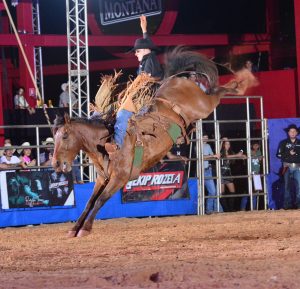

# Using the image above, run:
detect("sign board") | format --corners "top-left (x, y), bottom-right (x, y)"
top-left (1, 170), bottom-right (75, 209)
top-left (122, 162), bottom-right (189, 203)
top-left (99, 0), bottom-right (162, 26)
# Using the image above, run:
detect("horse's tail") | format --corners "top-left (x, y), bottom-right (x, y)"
top-left (163, 46), bottom-right (219, 88)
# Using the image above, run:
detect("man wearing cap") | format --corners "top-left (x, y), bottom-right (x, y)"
top-left (105, 15), bottom-right (162, 155)
top-left (0, 144), bottom-right (25, 169)
top-left (40, 137), bottom-right (54, 167)
top-left (59, 83), bottom-right (77, 108)
top-left (277, 124), bottom-right (300, 209)
top-left (201, 133), bottom-right (223, 214)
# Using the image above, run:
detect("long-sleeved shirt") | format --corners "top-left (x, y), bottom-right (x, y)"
top-left (277, 138), bottom-right (300, 163)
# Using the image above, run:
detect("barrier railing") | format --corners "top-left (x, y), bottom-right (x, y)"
top-left (192, 96), bottom-right (268, 215)
top-left (1, 96), bottom-right (268, 215)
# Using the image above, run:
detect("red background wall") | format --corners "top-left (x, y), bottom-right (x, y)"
top-left (220, 69), bottom-right (298, 119)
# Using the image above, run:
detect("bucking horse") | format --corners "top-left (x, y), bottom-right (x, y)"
top-left (52, 47), bottom-right (253, 237)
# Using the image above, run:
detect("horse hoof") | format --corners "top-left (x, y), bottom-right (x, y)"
top-left (77, 229), bottom-right (91, 237)
top-left (67, 230), bottom-right (77, 238)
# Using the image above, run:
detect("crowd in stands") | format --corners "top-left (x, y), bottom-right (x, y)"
top-left (0, 137), bottom-right (84, 185)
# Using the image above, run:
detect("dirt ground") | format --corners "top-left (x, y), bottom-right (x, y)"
top-left (1, 210), bottom-right (300, 289)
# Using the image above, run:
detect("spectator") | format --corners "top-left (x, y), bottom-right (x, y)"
top-left (72, 155), bottom-right (84, 184)
top-left (18, 142), bottom-right (36, 167)
top-left (220, 138), bottom-right (246, 212)
top-left (14, 87), bottom-right (35, 114)
top-left (4, 138), bottom-right (12, 145)
top-left (40, 137), bottom-right (54, 167)
top-left (188, 72), bottom-right (209, 92)
top-left (241, 141), bottom-right (262, 210)
top-left (164, 136), bottom-right (189, 199)
top-left (0, 143), bottom-right (25, 169)
top-left (202, 133), bottom-right (223, 214)
top-left (244, 59), bottom-right (258, 73)
top-left (59, 83), bottom-right (77, 108)
top-left (277, 124), bottom-right (300, 209)
top-left (0, 138), bottom-right (12, 157)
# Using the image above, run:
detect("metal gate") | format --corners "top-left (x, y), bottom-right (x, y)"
top-left (190, 96), bottom-right (268, 215)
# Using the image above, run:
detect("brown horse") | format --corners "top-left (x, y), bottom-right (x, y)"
top-left (52, 49), bottom-right (243, 237)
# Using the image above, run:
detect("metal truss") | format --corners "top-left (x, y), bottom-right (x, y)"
top-left (32, 0), bottom-right (44, 102)
top-left (66, 0), bottom-right (92, 182)
top-left (66, 0), bottom-right (90, 118)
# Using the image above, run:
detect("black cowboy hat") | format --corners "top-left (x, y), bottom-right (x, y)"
top-left (284, 124), bottom-right (300, 132)
top-left (129, 37), bottom-right (158, 52)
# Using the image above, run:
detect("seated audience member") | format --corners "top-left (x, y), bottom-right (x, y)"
top-left (14, 87), bottom-right (35, 114)
top-left (0, 143), bottom-right (25, 169)
top-left (220, 137), bottom-right (246, 212)
top-left (0, 138), bottom-right (12, 157)
top-left (40, 137), bottom-right (54, 167)
top-left (4, 138), bottom-right (12, 145)
top-left (18, 142), bottom-right (36, 167)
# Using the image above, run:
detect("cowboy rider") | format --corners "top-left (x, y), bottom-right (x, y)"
top-left (105, 15), bottom-right (162, 154)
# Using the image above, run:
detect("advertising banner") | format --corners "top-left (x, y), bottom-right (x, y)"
top-left (122, 162), bottom-right (190, 203)
top-left (0, 170), bottom-right (74, 209)
top-left (99, 0), bottom-right (162, 26)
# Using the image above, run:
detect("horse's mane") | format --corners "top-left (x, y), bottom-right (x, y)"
top-left (163, 46), bottom-right (219, 88)
top-left (53, 115), bottom-right (113, 131)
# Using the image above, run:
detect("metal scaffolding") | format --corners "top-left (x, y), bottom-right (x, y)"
top-left (66, 0), bottom-right (91, 181)
top-left (32, 0), bottom-right (44, 102)
top-left (66, 0), bottom-right (90, 118)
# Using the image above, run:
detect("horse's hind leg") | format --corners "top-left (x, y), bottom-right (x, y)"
top-left (77, 178), bottom-right (123, 237)
top-left (68, 176), bottom-right (107, 237)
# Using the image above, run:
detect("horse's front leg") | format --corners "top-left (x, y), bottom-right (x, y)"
top-left (77, 177), bottom-right (124, 237)
top-left (68, 175), bottom-right (107, 237)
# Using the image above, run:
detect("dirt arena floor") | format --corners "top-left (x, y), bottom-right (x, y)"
top-left (1, 210), bottom-right (300, 289)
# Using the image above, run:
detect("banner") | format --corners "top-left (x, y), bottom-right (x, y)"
top-left (122, 162), bottom-right (190, 203)
top-left (1, 170), bottom-right (75, 209)
top-left (99, 0), bottom-right (162, 26)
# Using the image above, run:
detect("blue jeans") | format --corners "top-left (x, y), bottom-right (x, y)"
top-left (114, 109), bottom-right (133, 147)
top-left (240, 195), bottom-right (257, 210)
top-left (284, 167), bottom-right (300, 209)
top-left (205, 167), bottom-right (223, 213)
top-left (72, 158), bottom-right (82, 182)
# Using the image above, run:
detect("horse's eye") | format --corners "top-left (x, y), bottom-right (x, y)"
top-left (63, 132), bottom-right (68, 139)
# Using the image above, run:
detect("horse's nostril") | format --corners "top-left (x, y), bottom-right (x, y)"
top-left (56, 160), bottom-right (60, 167)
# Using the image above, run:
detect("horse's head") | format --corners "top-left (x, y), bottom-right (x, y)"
top-left (52, 114), bottom-right (82, 173)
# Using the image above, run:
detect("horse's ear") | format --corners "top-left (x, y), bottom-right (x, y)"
top-left (64, 113), bottom-right (71, 124)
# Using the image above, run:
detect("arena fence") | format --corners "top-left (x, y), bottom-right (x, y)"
top-left (191, 95), bottom-right (268, 215)
top-left (0, 96), bottom-right (269, 227)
